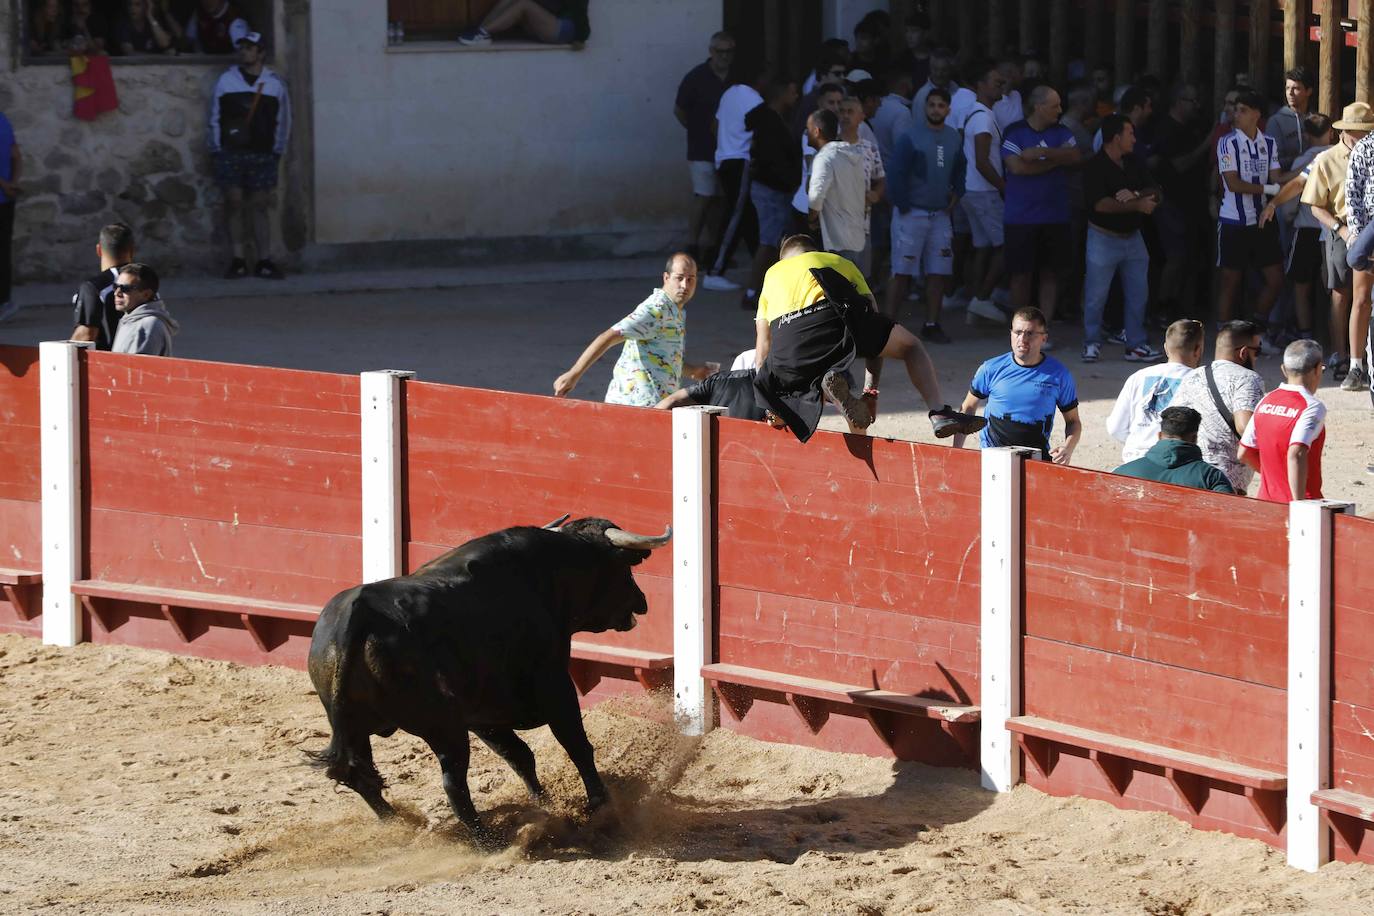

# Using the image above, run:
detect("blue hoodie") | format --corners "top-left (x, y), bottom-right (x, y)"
top-left (888, 120), bottom-right (965, 213)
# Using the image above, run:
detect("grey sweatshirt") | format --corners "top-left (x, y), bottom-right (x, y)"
top-left (112, 299), bottom-right (179, 356)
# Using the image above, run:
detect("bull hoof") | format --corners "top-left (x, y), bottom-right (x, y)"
top-left (467, 824), bottom-right (504, 851)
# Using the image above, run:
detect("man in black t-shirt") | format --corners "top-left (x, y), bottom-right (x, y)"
top-left (71, 222), bottom-right (136, 351)
top-left (1149, 84), bottom-right (1212, 320)
top-left (655, 368), bottom-right (768, 422)
top-left (1081, 115), bottom-right (1163, 365)
top-left (674, 32), bottom-right (734, 267)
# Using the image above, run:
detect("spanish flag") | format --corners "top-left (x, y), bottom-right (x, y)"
top-left (71, 54), bottom-right (119, 121)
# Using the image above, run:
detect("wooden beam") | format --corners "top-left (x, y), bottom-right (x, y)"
top-left (1114, 0), bottom-right (1133, 86)
top-left (1284, 0), bottom-right (1308, 75)
top-left (958, 0), bottom-right (977, 62)
top-left (1049, 0), bottom-right (1069, 84)
top-left (1214, 0), bottom-right (1236, 111)
top-left (1180, 0), bottom-right (1202, 85)
top-left (1320, 0), bottom-right (1342, 116)
top-left (1360, 0), bottom-right (1374, 104)
top-left (929, 0), bottom-right (951, 48)
top-left (1148, 0), bottom-right (1168, 77)
top-left (1019, 0), bottom-right (1036, 55)
top-left (988, 0), bottom-right (1007, 58)
top-left (762, 0), bottom-right (780, 75)
top-left (1250, 0), bottom-right (1272, 94)
top-left (1084, 0), bottom-right (1105, 71)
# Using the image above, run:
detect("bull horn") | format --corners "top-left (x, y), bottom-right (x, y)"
top-left (605, 525), bottom-right (673, 550)
top-left (543, 514), bottom-right (571, 530)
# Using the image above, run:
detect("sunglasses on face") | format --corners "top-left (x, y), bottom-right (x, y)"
top-left (114, 283), bottom-right (142, 294)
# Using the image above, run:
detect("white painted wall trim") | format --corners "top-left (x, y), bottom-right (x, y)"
top-left (979, 446), bottom-right (1036, 791)
top-left (672, 405), bottom-right (725, 735)
top-left (39, 341), bottom-right (92, 647)
top-left (1286, 498), bottom-right (1353, 871)
top-left (360, 370), bottom-right (415, 584)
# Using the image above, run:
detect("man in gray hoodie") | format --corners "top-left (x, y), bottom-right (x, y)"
top-left (111, 263), bottom-right (179, 356)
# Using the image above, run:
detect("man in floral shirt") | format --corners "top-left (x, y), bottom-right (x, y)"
top-left (1343, 129), bottom-right (1374, 395)
top-left (554, 253), bottom-right (714, 406)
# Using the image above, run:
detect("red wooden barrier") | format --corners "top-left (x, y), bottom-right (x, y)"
top-left (1329, 513), bottom-right (1374, 863)
top-left (712, 420), bottom-right (981, 763)
top-left (0, 346), bottom-right (42, 637)
top-left (1022, 462), bottom-right (1290, 844)
top-left (403, 383), bottom-right (675, 699)
top-left (78, 352), bottom-right (363, 667)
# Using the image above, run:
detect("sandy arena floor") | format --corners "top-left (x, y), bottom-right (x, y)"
top-left (2, 633), bottom-right (1373, 915)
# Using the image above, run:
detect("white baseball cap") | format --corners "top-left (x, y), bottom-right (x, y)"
top-left (229, 18), bottom-right (262, 46)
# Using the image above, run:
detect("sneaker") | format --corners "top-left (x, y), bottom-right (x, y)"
top-left (225, 257), bottom-right (248, 279)
top-left (1081, 342), bottom-right (1101, 363)
top-left (457, 27), bottom-right (491, 45)
top-left (1106, 329), bottom-right (1127, 346)
top-left (1340, 364), bottom-right (1369, 391)
top-left (0, 301), bottom-right (18, 323)
top-left (966, 296), bottom-right (1006, 324)
top-left (254, 259), bottom-right (285, 280)
top-left (919, 322), bottom-right (951, 344)
top-left (700, 273), bottom-right (740, 292)
top-left (928, 405), bottom-right (987, 439)
top-left (1125, 344), bottom-right (1165, 362)
top-left (1326, 353), bottom-right (1350, 382)
top-left (821, 370), bottom-right (873, 429)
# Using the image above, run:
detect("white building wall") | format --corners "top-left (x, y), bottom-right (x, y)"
top-left (310, 0), bottom-right (719, 248)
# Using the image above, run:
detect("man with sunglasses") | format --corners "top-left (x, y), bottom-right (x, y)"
top-left (1170, 320), bottom-right (1266, 494)
top-left (674, 31), bottom-right (734, 269)
top-left (110, 264), bottom-right (179, 357)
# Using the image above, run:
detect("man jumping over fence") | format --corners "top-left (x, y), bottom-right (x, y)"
top-left (751, 233), bottom-right (986, 442)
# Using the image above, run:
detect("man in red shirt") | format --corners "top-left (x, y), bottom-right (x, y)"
top-left (1239, 339), bottom-right (1327, 502)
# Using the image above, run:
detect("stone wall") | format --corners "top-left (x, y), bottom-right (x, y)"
top-left (0, 7), bottom-right (295, 283)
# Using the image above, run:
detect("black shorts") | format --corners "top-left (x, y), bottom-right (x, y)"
top-left (1325, 233), bottom-right (1351, 290)
top-left (1286, 226), bottom-right (1323, 285)
top-left (1003, 222), bottom-right (1072, 275)
top-left (1216, 221), bottom-right (1282, 271)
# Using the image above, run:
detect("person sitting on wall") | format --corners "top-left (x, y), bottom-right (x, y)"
top-left (1112, 406), bottom-right (1236, 494)
top-left (655, 368), bottom-right (769, 422)
top-left (458, 0), bottom-right (590, 47)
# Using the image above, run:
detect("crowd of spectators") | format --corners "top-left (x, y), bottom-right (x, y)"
top-left (27, 0), bottom-right (250, 56)
top-left (654, 9), bottom-right (1359, 504)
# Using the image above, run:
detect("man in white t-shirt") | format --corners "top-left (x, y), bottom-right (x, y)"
top-left (1106, 319), bottom-right (1204, 462)
top-left (991, 58), bottom-right (1024, 130)
top-left (959, 59), bottom-right (1008, 324)
top-left (704, 66), bottom-right (768, 292)
top-left (1215, 90), bottom-right (1284, 324)
top-left (806, 109), bottom-right (868, 260)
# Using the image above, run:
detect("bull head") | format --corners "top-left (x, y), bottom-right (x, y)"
top-left (604, 526), bottom-right (673, 550)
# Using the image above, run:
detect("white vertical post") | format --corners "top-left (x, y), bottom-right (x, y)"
top-left (1287, 498), bottom-right (1353, 872)
top-left (980, 446), bottom-right (1035, 791)
top-left (360, 370), bottom-right (414, 584)
top-left (40, 340), bottom-right (91, 647)
top-left (672, 404), bottom-right (724, 735)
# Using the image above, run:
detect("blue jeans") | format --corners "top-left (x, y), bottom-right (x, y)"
top-left (1082, 227), bottom-right (1149, 349)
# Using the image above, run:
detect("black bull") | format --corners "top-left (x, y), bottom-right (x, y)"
top-left (306, 516), bottom-right (671, 842)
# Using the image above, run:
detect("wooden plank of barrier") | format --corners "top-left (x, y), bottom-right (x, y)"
top-left (1024, 462), bottom-right (1290, 687)
top-left (84, 353), bottom-right (362, 537)
top-left (1332, 514), bottom-right (1374, 803)
top-left (701, 662), bottom-right (980, 722)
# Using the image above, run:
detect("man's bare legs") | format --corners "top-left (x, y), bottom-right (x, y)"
top-left (1008, 269), bottom-right (1056, 323)
top-left (877, 324), bottom-right (944, 410)
top-left (1216, 268), bottom-right (1242, 323)
top-left (1217, 264), bottom-right (1283, 324)
top-left (687, 193), bottom-right (720, 262)
top-left (1330, 284), bottom-right (1351, 359)
top-left (224, 186), bottom-right (246, 260)
top-left (1352, 269), bottom-right (1372, 368)
top-left (480, 0), bottom-right (560, 41)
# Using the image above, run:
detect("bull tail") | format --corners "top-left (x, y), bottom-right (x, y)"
top-left (305, 588), bottom-right (394, 817)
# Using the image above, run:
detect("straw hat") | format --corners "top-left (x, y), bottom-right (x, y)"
top-left (1333, 102), bottom-right (1374, 131)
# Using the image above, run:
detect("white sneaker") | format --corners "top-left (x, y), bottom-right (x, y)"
top-left (943, 289), bottom-right (970, 309)
top-left (457, 28), bottom-right (491, 45)
top-left (966, 297), bottom-right (1006, 324)
top-left (1081, 342), bottom-right (1101, 362)
top-left (0, 301), bottom-right (18, 322)
top-left (701, 273), bottom-right (741, 291)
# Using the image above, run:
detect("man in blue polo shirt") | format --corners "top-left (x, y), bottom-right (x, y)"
top-left (1001, 86), bottom-right (1080, 328)
top-left (956, 306), bottom-right (1082, 463)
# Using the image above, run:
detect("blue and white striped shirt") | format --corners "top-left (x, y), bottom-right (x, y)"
top-left (1216, 127), bottom-right (1278, 227)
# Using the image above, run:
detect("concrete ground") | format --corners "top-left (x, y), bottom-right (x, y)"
top-left (3, 260), bottom-right (1372, 510)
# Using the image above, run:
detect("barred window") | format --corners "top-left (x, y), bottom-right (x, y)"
top-left (21, 0), bottom-right (272, 64)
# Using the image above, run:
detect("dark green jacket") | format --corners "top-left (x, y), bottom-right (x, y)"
top-left (1113, 439), bottom-right (1236, 494)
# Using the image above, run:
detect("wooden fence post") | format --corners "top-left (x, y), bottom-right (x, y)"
top-left (1319, 0), bottom-right (1341, 117)
top-left (1180, 0), bottom-right (1201, 86)
top-left (1359, 0), bottom-right (1374, 104)
top-left (672, 405), bottom-right (725, 736)
top-left (1284, 0), bottom-right (1309, 74)
top-left (1114, 0), bottom-right (1133, 86)
top-left (1148, 0), bottom-right (1168, 77)
top-left (1215, 0), bottom-right (1236, 111)
top-left (40, 341), bottom-right (91, 647)
top-left (979, 446), bottom-right (1036, 792)
top-left (360, 370), bottom-right (414, 584)
top-left (1287, 498), bottom-right (1354, 872)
